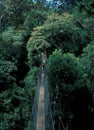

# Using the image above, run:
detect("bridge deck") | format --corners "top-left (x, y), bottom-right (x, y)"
top-left (36, 71), bottom-right (45, 130)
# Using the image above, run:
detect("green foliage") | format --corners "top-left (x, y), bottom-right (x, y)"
top-left (0, 27), bottom-right (24, 63)
top-left (3, 0), bottom-right (33, 28)
top-left (0, 1), bottom-right (5, 16)
top-left (27, 13), bottom-right (87, 61)
top-left (78, 0), bottom-right (94, 15)
top-left (0, 60), bottom-right (17, 90)
top-left (24, 9), bottom-right (47, 35)
top-left (0, 84), bottom-right (32, 130)
top-left (0, 0), bottom-right (94, 129)
top-left (50, 0), bottom-right (82, 13)
top-left (81, 42), bottom-right (94, 90)
top-left (0, 0), bottom-right (47, 128)
top-left (0, 64), bottom-right (38, 130)
top-left (47, 49), bottom-right (85, 90)
top-left (1, 0), bottom-right (48, 32)
top-left (46, 49), bottom-right (92, 130)
top-left (0, 21), bottom-right (30, 130)
top-left (33, 0), bottom-right (50, 11)
top-left (24, 67), bottom-right (39, 89)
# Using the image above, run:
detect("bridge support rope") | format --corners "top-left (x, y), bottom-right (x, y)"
top-left (28, 68), bottom-right (55, 130)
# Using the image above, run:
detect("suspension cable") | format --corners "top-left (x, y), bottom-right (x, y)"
top-left (28, 69), bottom-right (41, 130)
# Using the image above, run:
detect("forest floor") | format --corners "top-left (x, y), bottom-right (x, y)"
top-left (36, 70), bottom-right (45, 130)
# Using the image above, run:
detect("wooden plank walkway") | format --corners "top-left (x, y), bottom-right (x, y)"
top-left (36, 71), bottom-right (45, 130)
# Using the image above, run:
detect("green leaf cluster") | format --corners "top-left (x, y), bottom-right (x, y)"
top-left (27, 12), bottom-right (87, 63)
top-left (46, 49), bottom-right (92, 130)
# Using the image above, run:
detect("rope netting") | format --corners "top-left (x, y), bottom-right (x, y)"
top-left (28, 67), bottom-right (55, 130)
top-left (28, 71), bottom-right (41, 130)
top-left (44, 75), bottom-right (55, 130)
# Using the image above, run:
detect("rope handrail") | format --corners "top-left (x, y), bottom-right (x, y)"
top-left (28, 69), bottom-right (41, 130)
top-left (28, 67), bottom-right (55, 130)
top-left (44, 75), bottom-right (55, 130)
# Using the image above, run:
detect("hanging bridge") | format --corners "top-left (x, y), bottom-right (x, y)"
top-left (28, 66), bottom-right (55, 130)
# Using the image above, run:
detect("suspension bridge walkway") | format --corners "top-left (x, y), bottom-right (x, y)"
top-left (28, 69), bottom-right (54, 130)
top-left (28, 66), bottom-right (66, 130)
top-left (28, 55), bottom-right (55, 130)
top-left (36, 71), bottom-right (45, 130)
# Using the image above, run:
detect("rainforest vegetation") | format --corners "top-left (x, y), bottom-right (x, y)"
top-left (0, 0), bottom-right (94, 130)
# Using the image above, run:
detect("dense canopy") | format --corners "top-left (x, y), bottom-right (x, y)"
top-left (0, 0), bottom-right (94, 130)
